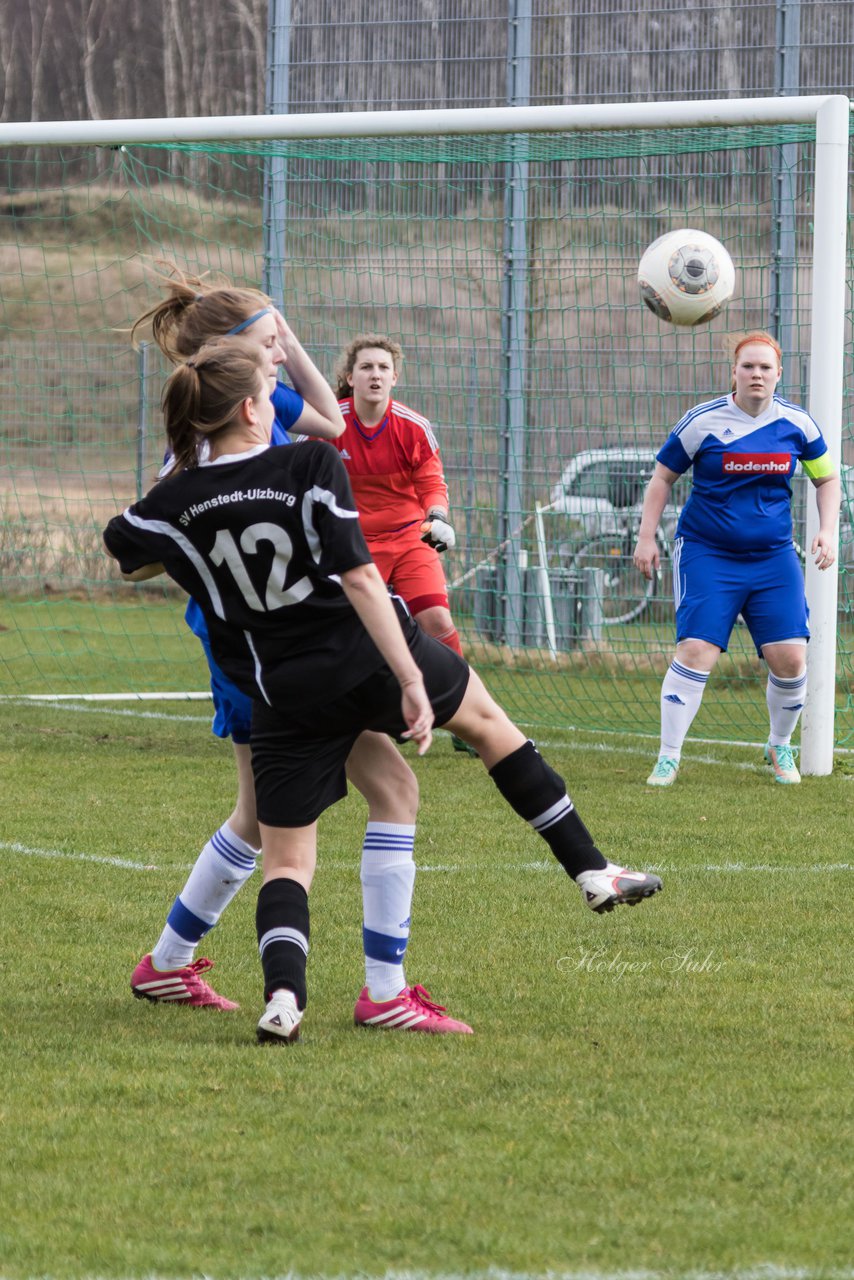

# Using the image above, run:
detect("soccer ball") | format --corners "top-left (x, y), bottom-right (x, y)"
top-left (637, 229), bottom-right (735, 326)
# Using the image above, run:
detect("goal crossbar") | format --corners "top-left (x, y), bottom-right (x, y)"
top-left (0, 95), bottom-right (848, 147)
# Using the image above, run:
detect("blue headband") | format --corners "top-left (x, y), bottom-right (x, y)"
top-left (225, 307), bottom-right (271, 336)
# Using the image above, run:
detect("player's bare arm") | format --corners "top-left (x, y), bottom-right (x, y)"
top-left (273, 309), bottom-right (345, 441)
top-left (633, 463), bottom-right (679, 578)
top-left (811, 472), bottom-right (841, 569)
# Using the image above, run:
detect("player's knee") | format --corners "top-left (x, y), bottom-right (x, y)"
top-left (675, 638), bottom-right (719, 670)
top-left (762, 641), bottom-right (807, 679)
top-left (768, 657), bottom-right (806, 679)
top-left (412, 604), bottom-right (453, 637)
top-left (393, 764), bottom-right (420, 818)
top-left (447, 686), bottom-right (525, 766)
top-left (365, 761), bottom-right (419, 823)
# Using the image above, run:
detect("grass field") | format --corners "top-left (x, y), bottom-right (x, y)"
top-left (1, 691), bottom-right (852, 1280)
top-left (4, 594), bottom-right (854, 751)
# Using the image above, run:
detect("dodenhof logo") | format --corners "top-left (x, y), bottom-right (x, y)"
top-left (722, 452), bottom-right (792, 474)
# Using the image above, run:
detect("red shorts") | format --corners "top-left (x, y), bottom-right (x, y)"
top-left (367, 526), bottom-right (450, 615)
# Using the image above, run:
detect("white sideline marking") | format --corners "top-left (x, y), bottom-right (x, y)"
top-left (0, 700), bottom-right (809, 768)
top-left (374, 1270), bottom-right (851, 1280)
top-left (344, 1270), bottom-right (854, 1280)
top-left (0, 698), bottom-right (212, 724)
top-left (24, 1267), bottom-right (853, 1280)
top-left (646, 861), bottom-right (853, 874)
top-left (1, 841), bottom-right (849, 877)
top-left (3, 704), bottom-right (839, 774)
top-left (535, 726), bottom-right (854, 758)
top-left (411, 861), bottom-right (853, 875)
top-left (3, 697), bottom-right (852, 758)
top-left (0, 691), bottom-right (212, 701)
top-left (531, 734), bottom-right (854, 761)
top-left (0, 840), bottom-right (157, 871)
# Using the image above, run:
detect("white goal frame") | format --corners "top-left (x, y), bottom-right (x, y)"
top-left (0, 95), bottom-right (848, 775)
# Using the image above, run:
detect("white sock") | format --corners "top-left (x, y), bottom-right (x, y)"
top-left (151, 824), bottom-right (259, 970)
top-left (659, 660), bottom-right (710, 760)
top-left (360, 822), bottom-right (416, 1002)
top-left (766, 669), bottom-right (807, 745)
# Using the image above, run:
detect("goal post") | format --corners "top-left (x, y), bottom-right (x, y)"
top-left (0, 97), bottom-right (849, 770)
top-left (799, 95), bottom-right (849, 775)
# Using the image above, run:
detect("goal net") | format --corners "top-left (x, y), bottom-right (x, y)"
top-left (1, 104), bottom-right (851, 756)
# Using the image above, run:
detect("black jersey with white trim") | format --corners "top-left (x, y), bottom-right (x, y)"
top-left (104, 441), bottom-right (388, 711)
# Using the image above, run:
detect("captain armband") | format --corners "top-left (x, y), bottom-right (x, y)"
top-left (801, 452), bottom-right (837, 481)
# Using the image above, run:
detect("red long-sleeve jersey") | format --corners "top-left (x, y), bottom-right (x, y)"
top-left (333, 397), bottom-right (450, 539)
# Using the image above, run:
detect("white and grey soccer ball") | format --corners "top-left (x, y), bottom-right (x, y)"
top-left (637, 228), bottom-right (735, 326)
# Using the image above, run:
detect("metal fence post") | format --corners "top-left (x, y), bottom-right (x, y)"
top-left (499, 0), bottom-right (532, 646)
top-left (770, 0), bottom-right (801, 388)
top-left (136, 342), bottom-right (149, 501)
top-left (263, 0), bottom-right (291, 308)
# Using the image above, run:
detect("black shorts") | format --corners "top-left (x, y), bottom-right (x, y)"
top-left (251, 620), bottom-right (470, 828)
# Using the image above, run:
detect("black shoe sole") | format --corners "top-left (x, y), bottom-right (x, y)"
top-left (591, 882), bottom-right (663, 914)
top-left (257, 1025), bottom-right (301, 1044)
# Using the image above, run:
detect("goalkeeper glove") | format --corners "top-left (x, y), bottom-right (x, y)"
top-left (420, 515), bottom-right (456, 553)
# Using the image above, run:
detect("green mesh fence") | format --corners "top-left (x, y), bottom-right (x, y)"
top-left (1, 124), bottom-right (852, 746)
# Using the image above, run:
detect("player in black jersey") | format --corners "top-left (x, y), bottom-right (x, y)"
top-left (128, 265), bottom-right (428, 1023)
top-left (104, 340), bottom-right (662, 1044)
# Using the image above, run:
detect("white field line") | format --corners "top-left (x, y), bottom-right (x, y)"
top-left (1, 840), bottom-right (849, 878)
top-left (6, 1267), bottom-right (850, 1280)
top-left (0, 840), bottom-right (157, 870)
top-left (353, 1270), bottom-right (853, 1280)
top-left (320, 1270), bottom-right (854, 1280)
top-left (387, 861), bottom-right (854, 874)
top-left (0, 694), bottom-right (213, 725)
top-left (4, 695), bottom-right (853, 757)
top-left (1, 712), bottom-right (848, 876)
top-left (0, 697), bottom-right (802, 766)
top-left (0, 691), bottom-right (213, 701)
top-left (3, 701), bottom-right (213, 725)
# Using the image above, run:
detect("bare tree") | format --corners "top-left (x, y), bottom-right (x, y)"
top-left (0, 0), bottom-right (851, 186)
top-left (29, 0), bottom-right (54, 121)
top-left (81, 0), bottom-right (110, 118)
top-left (0, 4), bottom-right (28, 121)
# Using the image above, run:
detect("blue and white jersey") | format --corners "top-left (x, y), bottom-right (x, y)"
top-left (184, 381), bottom-right (304, 640)
top-left (269, 382), bottom-right (305, 445)
top-left (658, 392), bottom-right (829, 554)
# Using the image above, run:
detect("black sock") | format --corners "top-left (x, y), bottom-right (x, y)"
top-left (488, 740), bottom-right (607, 878)
top-left (256, 877), bottom-right (310, 1009)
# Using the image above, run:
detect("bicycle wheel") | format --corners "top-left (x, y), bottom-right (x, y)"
top-left (571, 536), bottom-right (657, 625)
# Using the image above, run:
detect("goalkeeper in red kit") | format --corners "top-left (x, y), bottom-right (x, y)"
top-left (332, 334), bottom-right (474, 752)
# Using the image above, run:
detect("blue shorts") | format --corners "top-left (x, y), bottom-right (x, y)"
top-left (185, 598), bottom-right (253, 743)
top-left (671, 538), bottom-right (809, 657)
top-left (197, 633), bottom-right (253, 743)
